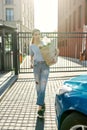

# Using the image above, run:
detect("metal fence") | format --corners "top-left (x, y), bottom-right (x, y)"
top-left (18, 32), bottom-right (87, 73)
top-left (0, 32), bottom-right (14, 71)
top-left (0, 31), bottom-right (87, 74)
top-left (0, 30), bottom-right (18, 75)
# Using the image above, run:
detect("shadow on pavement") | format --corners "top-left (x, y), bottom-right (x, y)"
top-left (35, 117), bottom-right (45, 130)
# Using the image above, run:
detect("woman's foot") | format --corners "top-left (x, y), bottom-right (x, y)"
top-left (37, 104), bottom-right (45, 118)
top-left (38, 109), bottom-right (44, 118)
top-left (42, 103), bottom-right (45, 112)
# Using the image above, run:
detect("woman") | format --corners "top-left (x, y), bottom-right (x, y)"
top-left (29, 29), bottom-right (50, 118)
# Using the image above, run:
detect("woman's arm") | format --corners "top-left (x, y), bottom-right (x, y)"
top-left (29, 45), bottom-right (34, 68)
top-left (30, 55), bottom-right (34, 68)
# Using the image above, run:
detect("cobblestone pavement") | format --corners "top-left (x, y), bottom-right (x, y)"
top-left (0, 76), bottom-right (69, 130)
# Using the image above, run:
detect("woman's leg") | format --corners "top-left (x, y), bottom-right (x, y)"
top-left (33, 64), bottom-right (41, 100)
top-left (36, 63), bottom-right (49, 106)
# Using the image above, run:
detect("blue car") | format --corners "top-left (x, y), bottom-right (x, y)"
top-left (55, 75), bottom-right (87, 130)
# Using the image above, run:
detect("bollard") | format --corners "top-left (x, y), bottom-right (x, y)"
top-left (20, 53), bottom-right (22, 63)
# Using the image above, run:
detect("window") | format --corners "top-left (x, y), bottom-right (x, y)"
top-left (5, 0), bottom-right (13, 4)
top-left (73, 11), bottom-right (76, 31)
top-left (66, 19), bottom-right (67, 32)
top-left (6, 8), bottom-right (14, 21)
top-left (73, 0), bottom-right (76, 5)
top-left (78, 5), bottom-right (82, 28)
top-left (69, 15), bottom-right (71, 32)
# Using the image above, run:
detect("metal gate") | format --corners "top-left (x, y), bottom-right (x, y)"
top-left (0, 25), bottom-right (18, 75)
top-left (17, 32), bottom-right (87, 74)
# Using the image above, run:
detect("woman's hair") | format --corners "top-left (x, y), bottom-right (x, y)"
top-left (32, 29), bottom-right (40, 36)
top-left (31, 29), bottom-right (40, 44)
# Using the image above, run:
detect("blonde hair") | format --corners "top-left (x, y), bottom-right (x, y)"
top-left (31, 29), bottom-right (40, 44)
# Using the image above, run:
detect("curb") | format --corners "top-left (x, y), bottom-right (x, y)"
top-left (0, 75), bottom-right (18, 101)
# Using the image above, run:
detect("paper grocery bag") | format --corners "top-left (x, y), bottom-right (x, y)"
top-left (39, 43), bottom-right (58, 66)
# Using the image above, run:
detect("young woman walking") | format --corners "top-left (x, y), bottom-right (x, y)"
top-left (29, 29), bottom-right (50, 118)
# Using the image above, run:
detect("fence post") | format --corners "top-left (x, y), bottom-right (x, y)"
top-left (13, 32), bottom-right (19, 75)
top-left (1, 29), bottom-right (5, 71)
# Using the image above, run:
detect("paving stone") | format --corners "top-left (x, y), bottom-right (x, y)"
top-left (0, 77), bottom-right (66, 130)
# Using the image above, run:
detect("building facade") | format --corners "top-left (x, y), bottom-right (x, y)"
top-left (58, 0), bottom-right (87, 60)
top-left (0, 0), bottom-right (35, 71)
top-left (0, 0), bottom-right (34, 32)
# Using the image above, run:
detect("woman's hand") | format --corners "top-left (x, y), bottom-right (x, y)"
top-left (30, 64), bottom-right (33, 68)
top-left (55, 48), bottom-right (59, 56)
